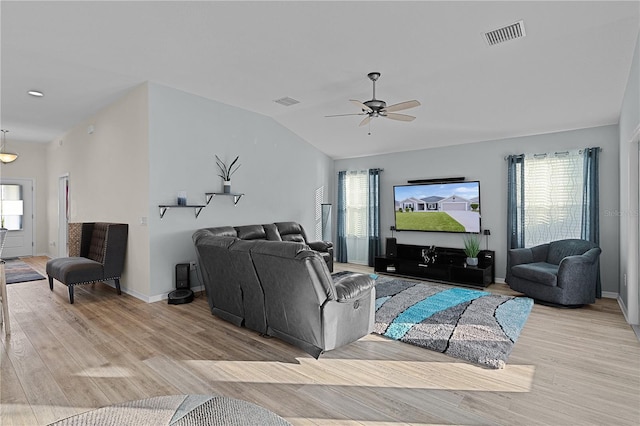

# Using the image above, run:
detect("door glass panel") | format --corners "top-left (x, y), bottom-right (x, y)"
top-left (1, 184), bottom-right (24, 231)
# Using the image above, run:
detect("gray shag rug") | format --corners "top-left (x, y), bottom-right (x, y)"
top-left (374, 277), bottom-right (533, 369)
top-left (48, 395), bottom-right (291, 426)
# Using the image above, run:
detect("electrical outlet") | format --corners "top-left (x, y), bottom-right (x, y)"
top-left (190, 261), bottom-right (196, 271)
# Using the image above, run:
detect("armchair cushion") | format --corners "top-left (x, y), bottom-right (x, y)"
top-left (511, 262), bottom-right (558, 287)
top-left (46, 257), bottom-right (103, 284)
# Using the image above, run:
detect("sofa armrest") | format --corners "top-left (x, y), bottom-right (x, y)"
top-left (508, 247), bottom-right (533, 267)
top-left (308, 240), bottom-right (333, 252)
top-left (333, 274), bottom-right (375, 302)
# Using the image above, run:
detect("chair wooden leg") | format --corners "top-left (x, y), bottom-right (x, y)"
top-left (115, 278), bottom-right (122, 295)
top-left (48, 276), bottom-right (54, 291)
top-left (68, 285), bottom-right (74, 304)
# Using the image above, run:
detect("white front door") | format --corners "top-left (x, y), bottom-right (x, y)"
top-left (0, 178), bottom-right (34, 258)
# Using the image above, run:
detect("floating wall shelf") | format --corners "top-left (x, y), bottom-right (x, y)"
top-left (159, 205), bottom-right (206, 219)
top-left (158, 192), bottom-right (244, 218)
top-left (205, 192), bottom-right (244, 206)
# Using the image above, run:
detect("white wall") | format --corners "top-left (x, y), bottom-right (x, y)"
top-left (46, 84), bottom-right (150, 298)
top-left (335, 125), bottom-right (620, 294)
top-left (0, 141), bottom-right (48, 255)
top-left (147, 83), bottom-right (333, 300)
top-left (618, 31), bottom-right (640, 323)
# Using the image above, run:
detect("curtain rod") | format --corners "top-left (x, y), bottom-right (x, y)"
top-left (338, 168), bottom-right (384, 173)
top-left (504, 147), bottom-right (602, 161)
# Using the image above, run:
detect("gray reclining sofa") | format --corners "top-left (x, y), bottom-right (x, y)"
top-left (193, 222), bottom-right (375, 358)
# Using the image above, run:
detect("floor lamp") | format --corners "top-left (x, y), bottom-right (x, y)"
top-left (483, 229), bottom-right (491, 250)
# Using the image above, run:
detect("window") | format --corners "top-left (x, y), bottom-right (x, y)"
top-left (0, 184), bottom-right (24, 231)
top-left (523, 153), bottom-right (584, 247)
top-left (345, 170), bottom-right (369, 238)
top-left (336, 169), bottom-right (382, 266)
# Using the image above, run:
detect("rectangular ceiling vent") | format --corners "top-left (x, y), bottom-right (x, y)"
top-left (484, 20), bottom-right (526, 46)
top-left (274, 96), bottom-right (300, 107)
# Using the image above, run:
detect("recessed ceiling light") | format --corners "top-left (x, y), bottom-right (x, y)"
top-left (27, 90), bottom-right (44, 97)
top-left (274, 97), bottom-right (300, 106)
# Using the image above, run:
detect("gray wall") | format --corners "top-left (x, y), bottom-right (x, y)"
top-left (335, 125), bottom-right (620, 294)
top-left (147, 83), bottom-right (333, 300)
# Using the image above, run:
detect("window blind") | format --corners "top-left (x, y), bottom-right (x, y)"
top-left (523, 151), bottom-right (583, 247)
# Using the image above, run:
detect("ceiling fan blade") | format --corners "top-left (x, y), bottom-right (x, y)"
top-left (384, 100), bottom-right (421, 112)
top-left (385, 113), bottom-right (416, 122)
top-left (350, 99), bottom-right (373, 113)
top-left (359, 116), bottom-right (372, 127)
top-left (325, 113), bottom-right (367, 118)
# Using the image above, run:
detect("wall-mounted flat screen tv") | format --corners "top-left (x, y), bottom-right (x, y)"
top-left (393, 181), bottom-right (481, 233)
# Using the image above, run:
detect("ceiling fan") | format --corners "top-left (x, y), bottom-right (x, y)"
top-left (326, 72), bottom-right (420, 127)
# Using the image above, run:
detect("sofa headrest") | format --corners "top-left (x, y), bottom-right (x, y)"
top-left (236, 224), bottom-right (267, 240)
top-left (194, 235), bottom-right (237, 249)
top-left (275, 221), bottom-right (307, 243)
top-left (548, 239), bottom-right (599, 265)
top-left (262, 223), bottom-right (282, 241)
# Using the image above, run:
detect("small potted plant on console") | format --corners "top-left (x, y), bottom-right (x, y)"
top-left (463, 233), bottom-right (481, 266)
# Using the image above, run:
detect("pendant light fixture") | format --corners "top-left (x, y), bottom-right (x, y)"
top-left (0, 130), bottom-right (18, 164)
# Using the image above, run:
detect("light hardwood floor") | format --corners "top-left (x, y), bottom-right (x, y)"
top-left (1, 257), bottom-right (639, 425)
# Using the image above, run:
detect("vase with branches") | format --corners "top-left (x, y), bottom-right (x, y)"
top-left (215, 155), bottom-right (241, 193)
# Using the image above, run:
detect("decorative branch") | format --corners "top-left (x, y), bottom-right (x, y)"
top-left (215, 155), bottom-right (241, 181)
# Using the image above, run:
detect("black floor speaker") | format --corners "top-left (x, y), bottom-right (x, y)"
top-left (386, 237), bottom-right (397, 258)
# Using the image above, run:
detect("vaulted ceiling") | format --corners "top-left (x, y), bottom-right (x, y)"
top-left (2, 1), bottom-right (639, 159)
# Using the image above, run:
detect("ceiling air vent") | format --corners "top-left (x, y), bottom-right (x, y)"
top-left (274, 96), bottom-right (300, 107)
top-left (484, 20), bottom-right (526, 46)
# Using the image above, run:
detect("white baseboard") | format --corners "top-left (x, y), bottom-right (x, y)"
top-left (618, 294), bottom-right (630, 324)
top-left (601, 291), bottom-right (618, 299)
top-left (104, 281), bottom-right (205, 304)
top-left (632, 325), bottom-right (640, 342)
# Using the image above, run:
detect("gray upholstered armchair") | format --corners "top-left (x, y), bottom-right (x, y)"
top-left (47, 223), bottom-right (128, 304)
top-left (507, 239), bottom-right (601, 307)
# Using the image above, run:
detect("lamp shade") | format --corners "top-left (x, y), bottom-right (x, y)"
top-left (0, 152), bottom-right (18, 164)
top-left (0, 130), bottom-right (18, 164)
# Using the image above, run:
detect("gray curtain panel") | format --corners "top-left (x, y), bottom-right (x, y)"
top-left (507, 154), bottom-right (525, 250)
top-left (367, 168), bottom-right (382, 266)
top-left (581, 147), bottom-right (601, 297)
top-left (336, 170), bottom-right (348, 263)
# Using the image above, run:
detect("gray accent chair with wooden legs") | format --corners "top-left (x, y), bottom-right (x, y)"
top-left (46, 223), bottom-right (128, 304)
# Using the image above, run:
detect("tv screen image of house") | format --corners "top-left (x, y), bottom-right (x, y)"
top-left (393, 181), bottom-right (481, 233)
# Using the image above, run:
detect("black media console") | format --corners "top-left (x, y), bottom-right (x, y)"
top-left (374, 243), bottom-right (495, 288)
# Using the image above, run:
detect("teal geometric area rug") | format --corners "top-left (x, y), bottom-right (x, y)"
top-left (3, 258), bottom-right (46, 284)
top-left (374, 277), bottom-right (533, 369)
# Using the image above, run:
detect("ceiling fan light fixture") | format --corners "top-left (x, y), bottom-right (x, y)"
top-left (0, 130), bottom-right (18, 164)
top-left (327, 72), bottom-right (420, 128)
